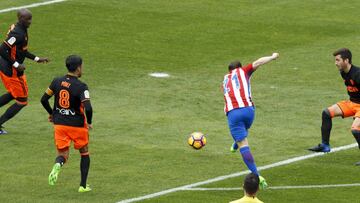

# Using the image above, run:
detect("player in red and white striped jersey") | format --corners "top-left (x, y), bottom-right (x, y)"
top-left (223, 52), bottom-right (279, 189)
top-left (223, 62), bottom-right (254, 113)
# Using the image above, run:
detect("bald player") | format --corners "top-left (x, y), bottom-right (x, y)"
top-left (0, 9), bottom-right (49, 134)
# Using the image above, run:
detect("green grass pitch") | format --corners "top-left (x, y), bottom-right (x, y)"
top-left (0, 0), bottom-right (359, 202)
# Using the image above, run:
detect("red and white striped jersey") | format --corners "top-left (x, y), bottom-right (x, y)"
top-left (222, 64), bottom-right (254, 113)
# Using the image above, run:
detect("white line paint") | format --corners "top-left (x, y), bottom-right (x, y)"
top-left (117, 143), bottom-right (358, 203)
top-left (149, 72), bottom-right (170, 78)
top-left (184, 183), bottom-right (360, 191)
top-left (0, 0), bottom-right (67, 14)
top-left (185, 187), bottom-right (243, 191)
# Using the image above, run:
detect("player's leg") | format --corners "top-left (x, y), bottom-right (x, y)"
top-left (230, 107), bottom-right (255, 152)
top-left (227, 107), bottom-right (258, 173)
top-left (0, 98), bottom-right (27, 125)
top-left (351, 118), bottom-right (360, 149)
top-left (49, 147), bottom-right (69, 185)
top-left (78, 145), bottom-right (91, 192)
top-left (0, 75), bottom-right (28, 133)
top-left (0, 73), bottom-right (14, 109)
top-left (0, 73), bottom-right (14, 134)
top-left (230, 141), bottom-right (239, 152)
top-left (0, 92), bottom-right (13, 107)
top-left (49, 125), bottom-right (71, 185)
top-left (239, 107), bottom-right (258, 173)
top-left (322, 104), bottom-right (344, 143)
top-left (351, 113), bottom-right (360, 166)
top-left (0, 98), bottom-right (27, 134)
top-left (309, 103), bottom-right (345, 152)
top-left (73, 127), bottom-right (91, 192)
top-left (55, 148), bottom-right (69, 166)
top-left (237, 138), bottom-right (267, 189)
top-left (227, 107), bottom-right (267, 188)
top-left (237, 138), bottom-right (258, 174)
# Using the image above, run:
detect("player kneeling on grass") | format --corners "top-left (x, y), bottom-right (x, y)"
top-left (222, 52), bottom-right (279, 189)
top-left (229, 173), bottom-right (264, 203)
top-left (308, 48), bottom-right (360, 166)
top-left (40, 55), bottom-right (93, 192)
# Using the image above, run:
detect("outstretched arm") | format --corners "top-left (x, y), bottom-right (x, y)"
top-left (252, 53), bottom-right (279, 71)
top-left (25, 51), bottom-right (50, 63)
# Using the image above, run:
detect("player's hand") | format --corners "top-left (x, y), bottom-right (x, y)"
top-left (48, 115), bottom-right (53, 123)
top-left (272, 53), bottom-right (279, 59)
top-left (37, 57), bottom-right (49, 63)
top-left (17, 64), bottom-right (26, 71)
top-left (87, 123), bottom-right (93, 130)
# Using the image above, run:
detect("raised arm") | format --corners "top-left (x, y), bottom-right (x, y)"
top-left (252, 53), bottom-right (279, 71)
top-left (25, 50), bottom-right (49, 63)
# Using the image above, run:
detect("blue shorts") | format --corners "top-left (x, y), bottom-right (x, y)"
top-left (227, 107), bottom-right (255, 142)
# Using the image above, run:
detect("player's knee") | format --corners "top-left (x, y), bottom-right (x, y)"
top-left (57, 147), bottom-right (69, 159)
top-left (236, 137), bottom-right (248, 148)
top-left (15, 97), bottom-right (28, 106)
top-left (58, 147), bottom-right (69, 153)
top-left (79, 145), bottom-right (89, 155)
top-left (80, 151), bottom-right (90, 156)
top-left (322, 108), bottom-right (331, 119)
top-left (237, 140), bottom-right (246, 147)
top-left (351, 127), bottom-right (360, 135)
top-left (352, 130), bottom-right (358, 135)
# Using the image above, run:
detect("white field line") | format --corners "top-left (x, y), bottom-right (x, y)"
top-left (0, 0), bottom-right (67, 14)
top-left (117, 143), bottom-right (358, 203)
top-left (185, 183), bottom-right (360, 191)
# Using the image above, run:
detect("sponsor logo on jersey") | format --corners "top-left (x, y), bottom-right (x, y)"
top-left (56, 107), bottom-right (75, 116)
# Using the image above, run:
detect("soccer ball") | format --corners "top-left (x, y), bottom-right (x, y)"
top-left (188, 132), bottom-right (206, 150)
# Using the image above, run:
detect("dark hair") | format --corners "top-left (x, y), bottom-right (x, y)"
top-left (66, 55), bottom-right (82, 72)
top-left (333, 48), bottom-right (352, 64)
top-left (243, 173), bottom-right (259, 195)
top-left (228, 60), bottom-right (242, 71)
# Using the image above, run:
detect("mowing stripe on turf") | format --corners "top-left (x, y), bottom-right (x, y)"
top-left (0, 0), bottom-right (67, 14)
top-left (184, 183), bottom-right (360, 191)
top-left (117, 143), bottom-right (358, 203)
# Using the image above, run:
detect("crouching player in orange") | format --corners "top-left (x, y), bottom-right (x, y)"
top-left (40, 55), bottom-right (93, 192)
